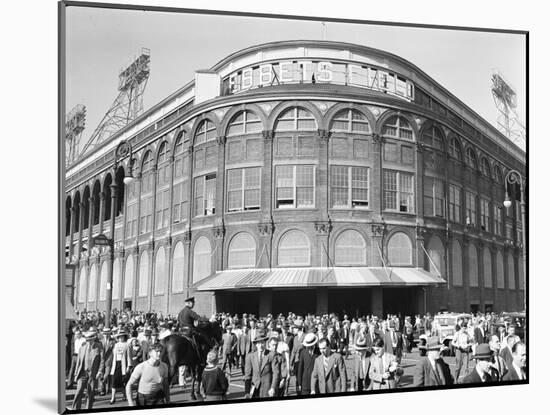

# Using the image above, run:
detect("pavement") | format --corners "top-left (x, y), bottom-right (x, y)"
top-left (64, 348), bottom-right (471, 410)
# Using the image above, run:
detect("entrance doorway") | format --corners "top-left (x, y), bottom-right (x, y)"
top-left (123, 300), bottom-right (132, 311)
top-left (328, 288), bottom-right (371, 318)
top-left (273, 289), bottom-right (316, 316)
top-left (382, 288), bottom-right (418, 317)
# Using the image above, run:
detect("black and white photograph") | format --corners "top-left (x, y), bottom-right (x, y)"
top-left (57, 1), bottom-right (531, 413)
top-left (5, 0), bottom-right (545, 413)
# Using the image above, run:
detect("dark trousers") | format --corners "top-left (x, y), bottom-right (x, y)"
top-left (222, 353), bottom-right (234, 373)
top-left (136, 390), bottom-right (165, 406)
top-left (238, 354), bottom-right (246, 375)
top-left (98, 374), bottom-right (111, 394)
top-left (67, 354), bottom-right (78, 386)
top-left (72, 373), bottom-right (96, 410)
top-left (205, 394), bottom-right (225, 401)
top-left (455, 349), bottom-right (470, 380)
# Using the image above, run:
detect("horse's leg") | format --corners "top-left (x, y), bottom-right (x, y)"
top-left (190, 366), bottom-right (197, 401)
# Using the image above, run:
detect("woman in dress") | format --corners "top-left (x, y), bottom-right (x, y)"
top-left (109, 329), bottom-right (130, 404)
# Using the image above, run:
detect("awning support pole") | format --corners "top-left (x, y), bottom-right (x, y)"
top-left (376, 242), bottom-right (392, 280)
top-left (420, 242), bottom-right (442, 278)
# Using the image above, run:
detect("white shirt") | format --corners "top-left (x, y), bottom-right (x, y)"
top-left (74, 336), bottom-right (86, 354)
top-left (512, 362), bottom-right (525, 380)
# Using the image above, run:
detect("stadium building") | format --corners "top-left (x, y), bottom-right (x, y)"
top-left (64, 40), bottom-right (526, 318)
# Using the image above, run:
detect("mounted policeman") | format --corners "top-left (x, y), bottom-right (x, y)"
top-left (177, 297), bottom-right (211, 359)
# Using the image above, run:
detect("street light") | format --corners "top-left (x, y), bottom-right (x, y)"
top-left (94, 140), bottom-right (134, 329)
top-left (503, 169), bottom-right (526, 311)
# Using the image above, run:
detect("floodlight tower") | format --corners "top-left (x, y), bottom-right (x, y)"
top-left (491, 71), bottom-right (526, 150)
top-left (65, 104), bottom-right (86, 166)
top-left (80, 48), bottom-right (151, 157)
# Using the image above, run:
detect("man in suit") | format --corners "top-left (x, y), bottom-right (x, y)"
top-left (296, 332), bottom-right (319, 395)
top-left (290, 322), bottom-right (305, 375)
top-left (368, 337), bottom-right (403, 390)
top-left (500, 334), bottom-right (519, 370)
top-left (244, 330), bottom-right (280, 398)
top-left (502, 342), bottom-right (527, 381)
top-left (99, 328), bottom-right (114, 396)
top-left (72, 328), bottom-right (105, 410)
top-left (473, 319), bottom-right (486, 354)
top-left (237, 325), bottom-right (252, 376)
top-left (388, 322), bottom-right (404, 363)
top-left (460, 343), bottom-right (495, 384)
top-left (349, 337), bottom-right (371, 392)
top-left (365, 321), bottom-right (378, 352)
top-left (412, 337), bottom-right (453, 387)
top-left (488, 335), bottom-right (508, 381)
top-left (221, 325), bottom-right (238, 375)
top-left (311, 337), bottom-right (347, 394)
top-left (404, 316), bottom-right (415, 353)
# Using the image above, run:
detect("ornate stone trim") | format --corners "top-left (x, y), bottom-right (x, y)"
top-left (314, 220), bottom-right (332, 234)
top-left (317, 129), bottom-right (330, 141)
top-left (213, 226), bottom-right (226, 239)
top-left (372, 133), bottom-right (384, 144)
top-left (258, 221), bottom-right (274, 236)
top-left (371, 223), bottom-right (385, 237)
top-left (262, 130), bottom-right (274, 140)
top-left (217, 136), bottom-right (227, 146)
top-left (415, 226), bottom-right (427, 239)
top-left (183, 231), bottom-right (192, 243)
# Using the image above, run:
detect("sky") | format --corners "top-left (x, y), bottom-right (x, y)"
top-left (65, 5), bottom-right (526, 154)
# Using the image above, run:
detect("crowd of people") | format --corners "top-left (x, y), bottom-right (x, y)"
top-left (65, 305), bottom-right (527, 410)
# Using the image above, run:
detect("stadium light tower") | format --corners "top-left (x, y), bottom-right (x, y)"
top-left (65, 104), bottom-right (86, 166)
top-left (79, 48), bottom-right (151, 157)
top-left (491, 71), bottom-right (526, 150)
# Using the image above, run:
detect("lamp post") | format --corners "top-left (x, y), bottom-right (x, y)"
top-left (94, 140), bottom-right (134, 329)
top-left (503, 169), bottom-right (526, 311)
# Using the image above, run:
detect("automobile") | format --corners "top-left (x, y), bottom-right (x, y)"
top-left (501, 311), bottom-right (526, 341)
top-left (418, 312), bottom-right (471, 356)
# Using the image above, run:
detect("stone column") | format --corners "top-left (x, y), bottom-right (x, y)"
top-left (88, 196), bottom-right (95, 252)
top-left (215, 136), bottom-right (226, 220)
top-left (150, 165), bottom-right (158, 234)
top-left (370, 224), bottom-right (385, 317)
top-left (69, 206), bottom-right (76, 260)
top-left (213, 223), bottom-right (225, 271)
top-left (415, 226), bottom-right (426, 269)
top-left (371, 133), bottom-right (384, 219)
top-left (415, 142), bottom-right (425, 220)
top-left (315, 221), bottom-right (331, 267)
top-left (98, 191), bottom-right (105, 235)
top-left (77, 202), bottom-right (85, 258)
top-left (257, 221), bottom-right (274, 268)
top-left (183, 230), bottom-right (192, 293)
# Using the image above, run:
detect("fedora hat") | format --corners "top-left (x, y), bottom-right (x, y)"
top-left (85, 328), bottom-right (98, 339)
top-left (473, 343), bottom-right (493, 359)
top-left (355, 337), bottom-right (368, 350)
top-left (302, 332), bottom-right (319, 347)
top-left (426, 337), bottom-right (444, 351)
top-left (114, 329), bottom-right (128, 339)
top-left (252, 329), bottom-right (268, 343)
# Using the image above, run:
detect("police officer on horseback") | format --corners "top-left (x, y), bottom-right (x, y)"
top-left (177, 297), bottom-right (209, 360)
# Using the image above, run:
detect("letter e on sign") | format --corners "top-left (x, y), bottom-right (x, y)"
top-left (279, 61), bottom-right (293, 82)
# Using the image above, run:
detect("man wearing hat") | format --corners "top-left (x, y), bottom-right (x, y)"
top-left (221, 325), bottom-right (238, 375)
top-left (177, 297), bottom-right (200, 334)
top-left (67, 328), bottom-right (85, 389)
top-left (412, 337), bottom-right (454, 387)
top-left (349, 337), bottom-right (372, 392)
top-left (99, 328), bottom-right (114, 396)
top-left (289, 322), bottom-right (305, 377)
top-left (460, 343), bottom-right (496, 384)
top-left (72, 327), bottom-right (105, 410)
top-left (451, 322), bottom-right (474, 381)
top-left (295, 332), bottom-right (319, 395)
top-left (243, 329), bottom-right (280, 398)
top-left (311, 337), bottom-right (348, 394)
top-left (237, 324), bottom-right (253, 376)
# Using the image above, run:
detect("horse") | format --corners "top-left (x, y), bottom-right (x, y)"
top-left (162, 320), bottom-right (222, 400)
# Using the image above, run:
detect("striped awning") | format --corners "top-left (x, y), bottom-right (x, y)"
top-left (193, 267), bottom-right (445, 291)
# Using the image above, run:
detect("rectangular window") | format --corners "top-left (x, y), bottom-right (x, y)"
top-left (173, 181), bottom-right (189, 223)
top-left (401, 145), bottom-right (414, 165)
top-left (174, 155), bottom-right (188, 179)
top-left (227, 141), bottom-right (242, 162)
top-left (353, 139), bottom-right (368, 159)
top-left (276, 137), bottom-right (293, 156)
top-left (193, 174), bottom-right (216, 217)
top-left (139, 197), bottom-right (153, 234)
top-left (194, 148), bottom-right (205, 170)
top-left (125, 203), bottom-right (138, 238)
top-left (383, 170), bottom-right (414, 212)
top-left (384, 143), bottom-right (398, 162)
top-left (465, 191), bottom-right (477, 225)
top-left (275, 165), bottom-right (315, 209)
top-left (330, 166), bottom-right (370, 209)
top-left (155, 189), bottom-right (170, 230)
top-left (449, 184), bottom-right (462, 223)
top-left (480, 199), bottom-right (490, 231)
top-left (506, 223), bottom-right (514, 240)
top-left (297, 136), bottom-right (315, 156)
top-left (205, 145), bottom-right (217, 168)
top-left (246, 139), bottom-right (262, 160)
top-left (493, 205), bottom-right (503, 235)
top-left (423, 177), bottom-right (445, 217)
top-left (331, 138), bottom-right (348, 158)
top-left (226, 167), bottom-right (261, 212)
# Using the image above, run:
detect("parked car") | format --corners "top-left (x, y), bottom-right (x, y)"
top-left (501, 311), bottom-right (526, 341)
top-left (418, 312), bottom-right (471, 356)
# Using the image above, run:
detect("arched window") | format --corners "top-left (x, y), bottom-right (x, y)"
top-left (507, 254), bottom-right (516, 289)
top-left (155, 142), bottom-right (171, 230)
top-left (275, 107), bottom-right (316, 131)
top-left (227, 111), bottom-right (262, 136)
top-left (449, 137), bottom-right (462, 160)
top-left (154, 247), bottom-right (166, 295)
top-left (193, 237), bottom-right (212, 283)
top-left (139, 151), bottom-right (154, 234)
top-left (78, 266), bottom-right (87, 303)
top-left (483, 247), bottom-right (492, 288)
top-left (465, 148), bottom-right (477, 169)
top-left (138, 251), bottom-right (149, 297)
top-left (468, 243), bottom-right (478, 287)
top-left (124, 255), bottom-right (134, 299)
top-left (426, 236), bottom-right (445, 278)
top-left (480, 157), bottom-right (491, 177)
top-left (452, 239), bottom-right (463, 286)
top-left (387, 232), bottom-right (412, 266)
top-left (194, 119), bottom-right (216, 144)
top-left (171, 242), bottom-right (185, 293)
top-left (382, 115), bottom-right (414, 140)
top-left (99, 261), bottom-right (108, 301)
top-left (496, 250), bottom-right (505, 288)
top-left (113, 258), bottom-right (121, 300)
top-left (228, 232), bottom-right (256, 269)
top-left (330, 109), bottom-right (371, 133)
top-left (335, 230), bottom-right (367, 266)
top-left (278, 230), bottom-right (310, 266)
top-left (88, 264), bottom-right (97, 302)
top-left (421, 125), bottom-right (444, 150)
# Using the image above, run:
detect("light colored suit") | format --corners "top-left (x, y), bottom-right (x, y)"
top-left (368, 352), bottom-right (402, 390)
top-left (244, 350), bottom-right (280, 398)
top-left (311, 352), bottom-right (347, 394)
